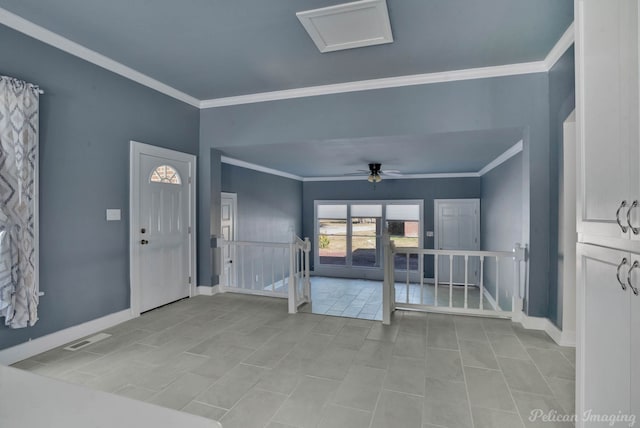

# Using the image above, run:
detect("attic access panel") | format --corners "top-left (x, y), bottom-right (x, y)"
top-left (296, 0), bottom-right (393, 53)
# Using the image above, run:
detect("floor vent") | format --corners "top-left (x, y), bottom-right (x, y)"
top-left (63, 333), bottom-right (111, 351)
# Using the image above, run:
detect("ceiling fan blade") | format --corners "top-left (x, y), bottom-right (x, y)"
top-left (342, 171), bottom-right (368, 176)
top-left (381, 171), bottom-right (404, 177)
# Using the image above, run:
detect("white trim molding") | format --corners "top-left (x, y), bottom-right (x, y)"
top-left (196, 285), bottom-right (220, 296)
top-left (477, 140), bottom-right (524, 176)
top-left (200, 61), bottom-right (548, 108)
top-left (0, 310), bottom-right (133, 365)
top-left (221, 140), bottom-right (524, 182)
top-left (512, 312), bottom-right (576, 347)
top-left (221, 156), bottom-right (303, 181)
top-left (0, 7), bottom-right (200, 107)
top-left (544, 23), bottom-right (575, 70)
top-left (303, 172), bottom-right (480, 182)
top-left (1, 4), bottom-right (574, 110)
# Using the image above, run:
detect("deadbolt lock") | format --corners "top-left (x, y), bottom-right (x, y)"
top-left (140, 239), bottom-right (149, 245)
top-left (141, 228), bottom-right (146, 234)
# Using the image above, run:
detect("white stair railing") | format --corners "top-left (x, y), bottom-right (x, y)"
top-left (218, 234), bottom-right (311, 313)
top-left (382, 230), bottom-right (528, 324)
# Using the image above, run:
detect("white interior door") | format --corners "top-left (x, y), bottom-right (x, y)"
top-left (221, 193), bottom-right (237, 288)
top-left (130, 142), bottom-right (196, 314)
top-left (435, 199), bottom-right (480, 285)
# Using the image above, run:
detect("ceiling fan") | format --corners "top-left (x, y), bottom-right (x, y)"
top-left (345, 163), bottom-right (403, 182)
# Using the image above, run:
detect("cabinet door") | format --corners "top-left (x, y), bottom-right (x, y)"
top-left (631, 283), bottom-right (640, 428)
top-left (629, 0), bottom-right (640, 244)
top-left (576, 0), bottom-right (631, 243)
top-left (577, 244), bottom-right (630, 427)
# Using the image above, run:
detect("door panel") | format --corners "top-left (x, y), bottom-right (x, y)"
top-left (221, 193), bottom-right (237, 288)
top-left (577, 0), bottom-right (631, 242)
top-left (435, 199), bottom-right (480, 285)
top-left (577, 244), bottom-right (630, 427)
top-left (139, 154), bottom-right (190, 312)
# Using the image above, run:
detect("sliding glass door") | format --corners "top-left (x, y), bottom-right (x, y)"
top-left (315, 200), bottom-right (423, 278)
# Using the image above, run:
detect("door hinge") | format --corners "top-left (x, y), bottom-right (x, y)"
top-left (188, 276), bottom-right (192, 284)
top-left (188, 176), bottom-right (192, 184)
top-left (188, 226), bottom-right (192, 234)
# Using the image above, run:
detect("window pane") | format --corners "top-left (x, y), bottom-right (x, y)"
top-left (317, 204), bottom-right (347, 219)
top-left (150, 165), bottom-right (181, 184)
top-left (352, 217), bottom-right (380, 267)
top-left (386, 204), bottom-right (419, 220)
top-left (351, 204), bottom-right (382, 217)
top-left (319, 235), bottom-right (346, 265)
top-left (387, 219), bottom-right (419, 271)
top-left (319, 219), bottom-right (347, 236)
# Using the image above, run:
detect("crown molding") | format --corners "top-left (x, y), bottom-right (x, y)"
top-left (478, 140), bottom-right (524, 176)
top-left (0, 7), bottom-right (200, 108)
top-left (543, 23), bottom-right (575, 70)
top-left (224, 140), bottom-right (524, 182)
top-left (1, 6), bottom-right (573, 110)
top-left (200, 61), bottom-right (548, 108)
top-left (220, 156), bottom-right (304, 181)
top-left (302, 172), bottom-right (480, 182)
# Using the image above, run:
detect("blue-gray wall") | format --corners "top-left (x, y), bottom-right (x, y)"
top-left (302, 177), bottom-right (481, 276)
top-left (200, 73), bottom-right (550, 317)
top-left (481, 153), bottom-right (524, 310)
top-left (548, 47), bottom-right (575, 327)
top-left (0, 25), bottom-right (199, 350)
top-left (222, 164), bottom-right (303, 242)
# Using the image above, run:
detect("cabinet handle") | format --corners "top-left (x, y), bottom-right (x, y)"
top-left (627, 200), bottom-right (640, 235)
top-left (616, 258), bottom-right (628, 291)
top-left (616, 200), bottom-right (629, 233)
top-left (627, 260), bottom-right (640, 296)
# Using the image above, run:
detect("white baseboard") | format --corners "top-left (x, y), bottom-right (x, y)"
top-left (196, 285), bottom-right (220, 296)
top-left (512, 312), bottom-right (576, 347)
top-left (0, 309), bottom-right (133, 366)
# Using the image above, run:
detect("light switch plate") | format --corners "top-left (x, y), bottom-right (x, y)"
top-left (106, 209), bottom-right (121, 221)
top-left (426, 231), bottom-right (434, 237)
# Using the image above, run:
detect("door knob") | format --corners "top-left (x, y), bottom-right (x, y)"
top-left (140, 239), bottom-right (149, 245)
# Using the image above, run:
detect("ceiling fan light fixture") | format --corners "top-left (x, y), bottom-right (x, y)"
top-left (368, 174), bottom-right (375, 183)
top-left (374, 173), bottom-right (382, 183)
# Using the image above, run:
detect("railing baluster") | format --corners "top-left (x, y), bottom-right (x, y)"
top-left (434, 254), bottom-right (438, 307)
top-left (449, 254), bottom-right (453, 308)
top-left (236, 247), bottom-right (247, 289)
top-left (479, 256), bottom-right (485, 310)
top-left (271, 248), bottom-right (275, 292)
top-left (282, 247), bottom-right (286, 292)
top-left (261, 247), bottom-right (265, 291)
top-left (251, 249), bottom-right (255, 290)
top-left (406, 252), bottom-right (410, 304)
top-left (464, 255), bottom-right (469, 309)
top-left (495, 255), bottom-right (500, 309)
top-left (419, 254), bottom-right (424, 304)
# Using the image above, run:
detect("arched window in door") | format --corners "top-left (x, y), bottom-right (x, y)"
top-left (150, 165), bottom-right (181, 184)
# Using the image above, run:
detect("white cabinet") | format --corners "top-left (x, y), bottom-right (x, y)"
top-left (576, 0), bottom-right (639, 251)
top-left (576, 244), bottom-right (637, 427)
top-left (576, 1), bottom-right (640, 426)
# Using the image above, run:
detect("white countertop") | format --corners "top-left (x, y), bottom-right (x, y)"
top-left (0, 365), bottom-right (222, 428)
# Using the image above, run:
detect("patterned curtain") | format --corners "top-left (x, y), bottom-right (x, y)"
top-left (0, 75), bottom-right (39, 328)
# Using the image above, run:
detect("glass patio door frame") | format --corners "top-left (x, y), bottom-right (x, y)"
top-left (314, 200), bottom-right (424, 279)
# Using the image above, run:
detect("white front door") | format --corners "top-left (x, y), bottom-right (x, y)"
top-left (435, 199), bottom-right (480, 285)
top-left (221, 193), bottom-right (237, 288)
top-left (130, 142), bottom-right (196, 314)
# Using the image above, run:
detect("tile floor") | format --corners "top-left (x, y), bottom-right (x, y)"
top-left (12, 293), bottom-right (575, 428)
top-left (301, 276), bottom-right (492, 321)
